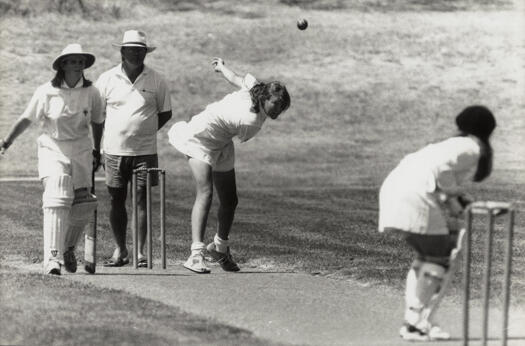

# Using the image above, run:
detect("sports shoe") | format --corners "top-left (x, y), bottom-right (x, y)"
top-left (206, 243), bottom-right (240, 272)
top-left (428, 324), bottom-right (450, 340)
top-left (63, 247), bottom-right (77, 273)
top-left (183, 252), bottom-right (210, 273)
top-left (45, 260), bottom-right (61, 276)
top-left (416, 319), bottom-right (451, 341)
top-left (399, 323), bottom-right (429, 341)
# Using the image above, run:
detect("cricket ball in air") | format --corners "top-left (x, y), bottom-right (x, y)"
top-left (297, 18), bottom-right (308, 30)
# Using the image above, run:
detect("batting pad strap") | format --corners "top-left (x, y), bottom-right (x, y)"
top-left (42, 175), bottom-right (74, 208)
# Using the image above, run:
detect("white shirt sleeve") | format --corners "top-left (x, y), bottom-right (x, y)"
top-left (94, 74), bottom-right (107, 116)
top-left (21, 87), bottom-right (43, 121)
top-left (90, 86), bottom-right (104, 124)
top-left (242, 73), bottom-right (258, 90)
top-left (156, 75), bottom-right (171, 113)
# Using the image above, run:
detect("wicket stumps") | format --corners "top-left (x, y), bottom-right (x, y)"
top-left (462, 201), bottom-right (515, 346)
top-left (132, 168), bottom-right (166, 269)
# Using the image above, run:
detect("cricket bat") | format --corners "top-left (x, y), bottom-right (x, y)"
top-left (84, 170), bottom-right (97, 274)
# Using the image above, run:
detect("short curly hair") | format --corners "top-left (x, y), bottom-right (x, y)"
top-left (249, 81), bottom-right (290, 116)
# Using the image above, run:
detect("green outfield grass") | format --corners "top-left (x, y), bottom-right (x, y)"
top-left (1, 0), bottom-right (524, 344)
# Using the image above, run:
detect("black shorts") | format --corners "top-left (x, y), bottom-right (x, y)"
top-left (404, 233), bottom-right (458, 267)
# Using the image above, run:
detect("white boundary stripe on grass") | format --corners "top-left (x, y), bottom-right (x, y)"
top-left (0, 177), bottom-right (105, 182)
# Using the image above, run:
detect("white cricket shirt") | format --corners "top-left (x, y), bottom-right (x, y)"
top-left (22, 79), bottom-right (103, 140)
top-left (96, 64), bottom-right (171, 156)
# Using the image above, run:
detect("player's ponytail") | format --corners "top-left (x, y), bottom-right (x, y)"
top-left (455, 105), bottom-right (496, 182)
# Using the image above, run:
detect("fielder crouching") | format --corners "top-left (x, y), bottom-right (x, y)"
top-left (377, 105), bottom-right (496, 341)
top-left (0, 44), bottom-right (103, 275)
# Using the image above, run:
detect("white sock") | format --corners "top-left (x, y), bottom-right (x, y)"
top-left (214, 234), bottom-right (229, 253)
top-left (191, 242), bottom-right (205, 256)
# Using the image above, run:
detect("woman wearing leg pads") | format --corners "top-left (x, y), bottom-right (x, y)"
top-left (378, 105), bottom-right (496, 341)
top-left (0, 44), bottom-right (103, 275)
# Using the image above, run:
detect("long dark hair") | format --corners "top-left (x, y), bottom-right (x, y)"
top-left (455, 105), bottom-right (496, 182)
top-left (249, 81), bottom-right (290, 115)
top-left (51, 69), bottom-right (92, 88)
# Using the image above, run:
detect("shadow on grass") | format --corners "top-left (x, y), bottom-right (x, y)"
top-left (1, 181), bottom-right (524, 303)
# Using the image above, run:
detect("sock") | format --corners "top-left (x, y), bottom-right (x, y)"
top-left (214, 234), bottom-right (229, 253)
top-left (191, 242), bottom-right (205, 256)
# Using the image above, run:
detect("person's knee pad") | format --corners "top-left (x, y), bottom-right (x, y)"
top-left (416, 262), bottom-right (446, 306)
top-left (42, 176), bottom-right (73, 264)
top-left (43, 175), bottom-right (74, 208)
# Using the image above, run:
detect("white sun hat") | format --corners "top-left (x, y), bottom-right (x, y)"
top-left (112, 30), bottom-right (156, 53)
top-left (52, 43), bottom-right (95, 71)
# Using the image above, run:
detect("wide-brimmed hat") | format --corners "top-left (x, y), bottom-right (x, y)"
top-left (112, 30), bottom-right (156, 53)
top-left (52, 43), bottom-right (95, 71)
top-left (455, 105), bottom-right (496, 139)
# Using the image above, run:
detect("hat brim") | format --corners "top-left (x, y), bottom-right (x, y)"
top-left (52, 53), bottom-right (95, 71)
top-left (112, 43), bottom-right (156, 53)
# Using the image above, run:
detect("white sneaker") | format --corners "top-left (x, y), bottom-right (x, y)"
top-left (183, 252), bottom-right (210, 274)
top-left (399, 323), bottom-right (429, 341)
top-left (428, 325), bottom-right (450, 340)
top-left (45, 260), bottom-right (61, 275)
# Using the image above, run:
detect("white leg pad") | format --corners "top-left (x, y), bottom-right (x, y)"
top-left (43, 206), bottom-right (70, 265)
top-left (42, 175), bottom-right (74, 208)
top-left (65, 189), bottom-right (97, 249)
top-left (405, 262), bottom-right (445, 326)
top-left (422, 229), bottom-right (466, 323)
top-left (42, 175), bottom-right (73, 266)
top-left (422, 268), bottom-right (453, 324)
top-left (416, 263), bottom-right (446, 305)
top-left (404, 260), bottom-right (422, 325)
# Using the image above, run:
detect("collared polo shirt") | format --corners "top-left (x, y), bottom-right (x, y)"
top-left (96, 64), bottom-right (171, 156)
top-left (22, 79), bottom-right (103, 140)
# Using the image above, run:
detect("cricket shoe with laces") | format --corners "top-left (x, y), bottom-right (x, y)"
top-left (183, 251), bottom-right (211, 274)
top-left (427, 325), bottom-right (450, 340)
top-left (45, 260), bottom-right (61, 276)
top-left (399, 323), bottom-right (429, 341)
top-left (418, 320), bottom-right (450, 341)
top-left (63, 247), bottom-right (77, 273)
top-left (206, 243), bottom-right (240, 272)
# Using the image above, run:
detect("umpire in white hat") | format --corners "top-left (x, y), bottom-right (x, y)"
top-left (95, 30), bottom-right (172, 267)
